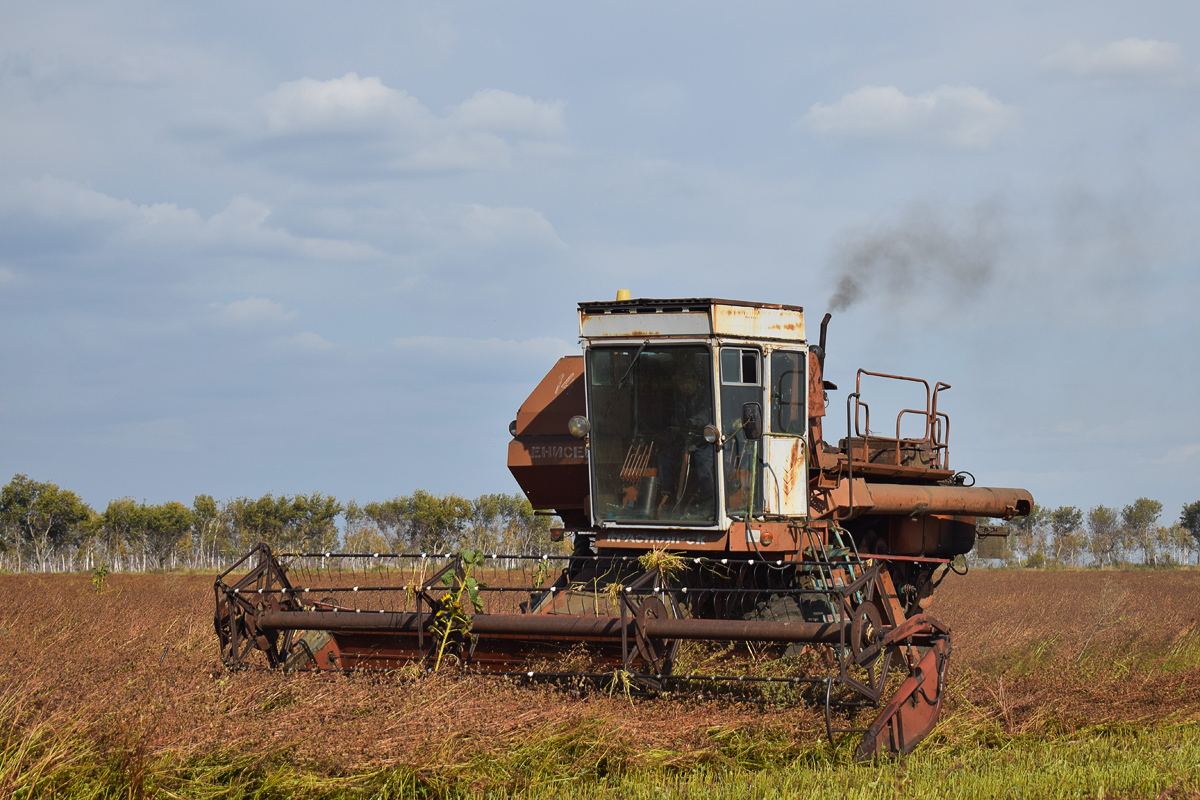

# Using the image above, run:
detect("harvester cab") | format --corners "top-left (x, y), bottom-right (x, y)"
top-left (508, 297), bottom-right (1029, 565)
top-left (215, 294), bottom-right (1033, 762)
top-left (579, 299), bottom-right (806, 533)
top-left (509, 300), bottom-right (815, 542)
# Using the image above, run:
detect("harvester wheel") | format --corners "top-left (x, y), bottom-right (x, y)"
top-left (745, 594), bottom-right (809, 658)
top-left (850, 603), bottom-right (883, 666)
top-left (215, 594), bottom-right (255, 669)
top-left (634, 595), bottom-right (677, 674)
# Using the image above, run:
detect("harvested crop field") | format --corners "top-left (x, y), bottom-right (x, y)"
top-left (2, 568), bottom-right (1200, 798)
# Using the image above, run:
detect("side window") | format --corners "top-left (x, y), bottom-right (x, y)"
top-left (770, 351), bottom-right (807, 435)
top-left (720, 347), bottom-right (762, 516)
top-left (721, 348), bottom-right (759, 386)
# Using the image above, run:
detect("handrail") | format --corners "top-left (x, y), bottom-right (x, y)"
top-left (841, 391), bottom-right (859, 522)
top-left (847, 369), bottom-right (950, 470)
top-left (934, 411), bottom-right (951, 470)
top-left (853, 400), bottom-right (871, 442)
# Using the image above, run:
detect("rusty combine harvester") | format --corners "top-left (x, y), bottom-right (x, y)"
top-left (216, 297), bottom-right (1032, 760)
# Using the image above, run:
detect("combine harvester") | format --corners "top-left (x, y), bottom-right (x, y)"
top-left (216, 296), bottom-right (1031, 760)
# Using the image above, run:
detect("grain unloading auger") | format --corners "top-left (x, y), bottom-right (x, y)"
top-left (215, 296), bottom-right (1032, 761)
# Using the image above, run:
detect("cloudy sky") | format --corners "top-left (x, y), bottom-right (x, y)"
top-left (1, 1), bottom-right (1197, 521)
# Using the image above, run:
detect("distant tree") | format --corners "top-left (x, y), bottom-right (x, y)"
top-left (1086, 505), bottom-right (1122, 567)
top-left (343, 500), bottom-right (377, 552)
top-left (1182, 501), bottom-right (1200, 566)
top-left (343, 505), bottom-right (389, 554)
top-left (467, 493), bottom-right (554, 554)
top-left (353, 492), bottom-right (557, 555)
top-left (228, 494), bottom-right (293, 551)
top-left (0, 509), bottom-right (13, 567)
top-left (98, 498), bottom-right (194, 570)
top-left (1009, 503), bottom-right (1047, 566)
top-left (360, 498), bottom-right (409, 551)
top-left (288, 492), bottom-right (342, 552)
top-left (464, 494), bottom-right (508, 553)
top-left (0, 474), bottom-right (92, 572)
top-left (192, 495), bottom-right (234, 568)
top-left (143, 502), bottom-right (195, 569)
top-left (1049, 506), bottom-right (1084, 566)
top-left (1156, 524), bottom-right (1193, 567)
top-left (1122, 498), bottom-right (1163, 566)
top-left (99, 498), bottom-right (143, 570)
top-left (401, 490), bottom-right (473, 552)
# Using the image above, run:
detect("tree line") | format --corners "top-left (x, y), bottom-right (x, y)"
top-left (0, 474), bottom-right (553, 573)
top-left (985, 498), bottom-right (1200, 568)
top-left (2, 473), bottom-right (1199, 573)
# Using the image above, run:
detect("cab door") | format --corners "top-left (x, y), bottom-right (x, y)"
top-left (764, 349), bottom-right (808, 517)
top-left (719, 346), bottom-right (763, 518)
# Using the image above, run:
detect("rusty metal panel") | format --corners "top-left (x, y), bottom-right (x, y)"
top-left (257, 609), bottom-right (850, 644)
top-left (711, 304), bottom-right (805, 342)
top-left (857, 637), bottom-right (950, 761)
top-left (974, 530), bottom-right (1010, 560)
top-left (579, 309), bottom-right (711, 338)
top-left (807, 351), bottom-right (825, 419)
top-left (594, 529), bottom-right (727, 550)
top-left (508, 356), bottom-right (590, 513)
top-left (763, 435), bottom-right (807, 516)
top-left (507, 437), bottom-right (588, 512)
top-left (578, 299), bottom-right (805, 342)
top-left (506, 438), bottom-right (587, 467)
top-left (862, 485), bottom-right (1033, 519)
top-left (727, 520), bottom-right (800, 552)
top-left (513, 356), bottom-right (584, 436)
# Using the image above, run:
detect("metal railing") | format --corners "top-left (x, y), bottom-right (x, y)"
top-left (848, 369), bottom-right (951, 470)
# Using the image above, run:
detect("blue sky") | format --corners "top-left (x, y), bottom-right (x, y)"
top-left (1, 1), bottom-right (1197, 521)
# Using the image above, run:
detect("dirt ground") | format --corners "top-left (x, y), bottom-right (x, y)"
top-left (1, 567), bottom-right (1198, 771)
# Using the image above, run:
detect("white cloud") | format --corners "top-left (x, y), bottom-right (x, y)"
top-left (274, 331), bottom-right (335, 353)
top-left (395, 203), bottom-right (566, 258)
top-left (0, 266), bottom-right (15, 286)
top-left (1042, 38), bottom-right (1190, 82)
top-left (213, 297), bottom-right (296, 325)
top-left (262, 73), bottom-right (432, 136)
top-left (1, 40), bottom-right (218, 96)
top-left (799, 84), bottom-right (1016, 149)
top-left (1165, 443), bottom-right (1200, 463)
top-left (458, 205), bottom-right (565, 249)
top-left (393, 132), bottom-right (511, 172)
top-left (448, 89), bottom-right (566, 138)
top-left (2, 177), bottom-right (379, 260)
top-left (250, 74), bottom-right (566, 174)
top-left (13, 175), bottom-right (137, 224)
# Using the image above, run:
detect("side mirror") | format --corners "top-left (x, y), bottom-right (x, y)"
top-left (741, 402), bottom-right (762, 440)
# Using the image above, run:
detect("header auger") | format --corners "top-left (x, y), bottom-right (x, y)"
top-left (215, 296), bottom-right (1032, 760)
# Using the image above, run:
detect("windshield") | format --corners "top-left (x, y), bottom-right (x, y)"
top-left (586, 345), bottom-right (717, 524)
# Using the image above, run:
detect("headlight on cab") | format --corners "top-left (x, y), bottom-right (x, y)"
top-left (567, 415), bottom-right (591, 439)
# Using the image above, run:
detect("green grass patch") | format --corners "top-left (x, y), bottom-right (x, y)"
top-left (6, 695), bottom-right (1200, 800)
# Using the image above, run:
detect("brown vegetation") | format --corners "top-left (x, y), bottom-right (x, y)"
top-left (1, 568), bottom-right (1199, 780)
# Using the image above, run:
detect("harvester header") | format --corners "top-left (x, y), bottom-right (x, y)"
top-left (216, 294), bottom-right (1032, 761)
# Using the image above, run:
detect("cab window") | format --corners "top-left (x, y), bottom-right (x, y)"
top-left (770, 351), bottom-right (806, 435)
top-left (720, 347), bottom-right (762, 516)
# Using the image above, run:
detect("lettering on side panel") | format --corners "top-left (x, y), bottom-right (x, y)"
top-left (529, 444), bottom-right (587, 461)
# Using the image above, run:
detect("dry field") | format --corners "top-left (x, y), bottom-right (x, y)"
top-left (2, 567), bottom-right (1199, 797)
